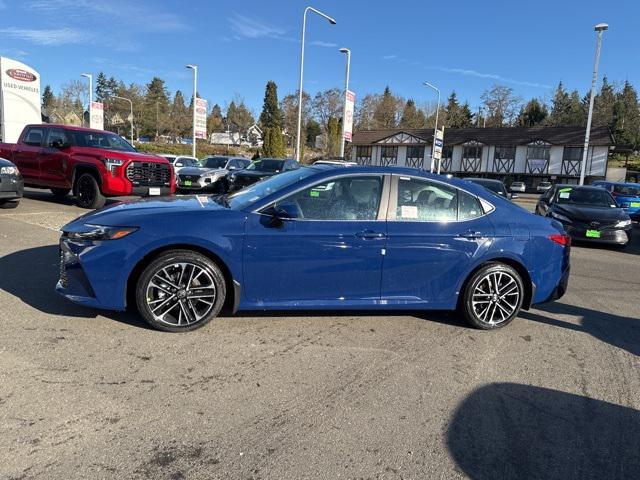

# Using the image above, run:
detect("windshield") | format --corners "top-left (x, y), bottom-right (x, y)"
top-left (247, 159), bottom-right (285, 172)
top-left (227, 167), bottom-right (318, 210)
top-left (70, 130), bottom-right (136, 152)
top-left (613, 184), bottom-right (640, 197)
top-left (469, 179), bottom-right (506, 196)
top-left (555, 187), bottom-right (616, 207)
top-left (177, 157), bottom-right (200, 167)
top-left (203, 157), bottom-right (229, 169)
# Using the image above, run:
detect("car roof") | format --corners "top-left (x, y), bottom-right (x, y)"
top-left (464, 177), bottom-right (504, 184)
top-left (24, 123), bottom-right (110, 133)
top-left (595, 181), bottom-right (639, 187)
top-left (553, 184), bottom-right (604, 190)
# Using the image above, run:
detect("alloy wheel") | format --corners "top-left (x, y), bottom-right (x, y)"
top-left (471, 271), bottom-right (520, 326)
top-left (145, 262), bottom-right (217, 326)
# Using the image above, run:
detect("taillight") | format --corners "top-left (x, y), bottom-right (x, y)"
top-left (548, 234), bottom-right (570, 246)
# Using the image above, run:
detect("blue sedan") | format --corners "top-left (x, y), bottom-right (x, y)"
top-left (57, 166), bottom-right (571, 332)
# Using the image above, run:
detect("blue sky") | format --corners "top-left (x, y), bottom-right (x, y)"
top-left (1, 0), bottom-right (638, 115)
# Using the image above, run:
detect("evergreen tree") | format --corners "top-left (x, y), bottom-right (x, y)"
top-left (207, 103), bottom-right (225, 133)
top-left (444, 92), bottom-right (473, 128)
top-left (42, 85), bottom-right (55, 111)
top-left (326, 116), bottom-right (342, 156)
top-left (517, 99), bottom-right (548, 127)
top-left (227, 100), bottom-right (254, 134)
top-left (95, 72), bottom-right (109, 102)
top-left (459, 102), bottom-right (474, 127)
top-left (373, 86), bottom-right (400, 128)
top-left (567, 90), bottom-right (585, 126)
top-left (305, 118), bottom-right (322, 147)
top-left (593, 76), bottom-right (616, 127)
top-left (399, 99), bottom-right (427, 128)
top-left (170, 90), bottom-right (189, 137)
top-left (613, 80), bottom-right (640, 149)
top-left (547, 82), bottom-right (583, 126)
top-left (143, 77), bottom-right (170, 138)
top-left (259, 81), bottom-right (285, 157)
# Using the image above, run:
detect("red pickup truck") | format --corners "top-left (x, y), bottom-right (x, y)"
top-left (0, 124), bottom-right (175, 208)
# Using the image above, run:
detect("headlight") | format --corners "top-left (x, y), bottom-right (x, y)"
top-left (103, 157), bottom-right (124, 176)
top-left (615, 219), bottom-right (632, 228)
top-left (0, 166), bottom-right (18, 175)
top-left (551, 211), bottom-right (572, 223)
top-left (67, 224), bottom-right (138, 241)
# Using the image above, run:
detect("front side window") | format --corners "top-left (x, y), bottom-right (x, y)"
top-left (47, 128), bottom-right (69, 147)
top-left (276, 176), bottom-right (383, 221)
top-left (395, 177), bottom-right (458, 222)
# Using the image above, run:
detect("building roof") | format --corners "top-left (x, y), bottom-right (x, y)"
top-left (352, 126), bottom-right (614, 147)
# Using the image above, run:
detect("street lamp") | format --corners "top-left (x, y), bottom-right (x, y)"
top-left (579, 23), bottom-right (609, 186)
top-left (339, 47), bottom-right (351, 159)
top-left (81, 73), bottom-right (92, 127)
top-left (186, 64), bottom-right (198, 158)
top-left (295, 6), bottom-right (337, 162)
top-left (110, 95), bottom-right (134, 145)
top-left (423, 82), bottom-right (441, 173)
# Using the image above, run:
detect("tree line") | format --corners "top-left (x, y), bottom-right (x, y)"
top-left (41, 72), bottom-right (640, 158)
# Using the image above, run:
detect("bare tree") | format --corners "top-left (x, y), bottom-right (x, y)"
top-left (311, 88), bottom-right (342, 130)
top-left (480, 84), bottom-right (522, 127)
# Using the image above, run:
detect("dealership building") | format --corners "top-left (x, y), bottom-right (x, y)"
top-left (350, 126), bottom-right (614, 187)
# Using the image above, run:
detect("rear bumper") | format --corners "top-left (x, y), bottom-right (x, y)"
top-left (542, 263), bottom-right (570, 303)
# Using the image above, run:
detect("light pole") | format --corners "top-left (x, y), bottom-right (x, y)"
top-left (81, 73), bottom-right (92, 127)
top-left (186, 64), bottom-right (198, 158)
top-left (424, 82), bottom-right (440, 173)
top-left (579, 23), bottom-right (608, 186)
top-left (111, 95), bottom-right (134, 144)
top-left (339, 47), bottom-right (351, 159)
top-left (295, 6), bottom-right (336, 162)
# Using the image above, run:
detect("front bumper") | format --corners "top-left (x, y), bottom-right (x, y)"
top-left (565, 226), bottom-right (631, 245)
top-left (0, 174), bottom-right (24, 200)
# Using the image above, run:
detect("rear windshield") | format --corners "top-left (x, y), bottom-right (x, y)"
top-left (247, 159), bottom-right (285, 172)
top-left (177, 157), bottom-right (200, 167)
top-left (555, 187), bottom-right (616, 207)
top-left (613, 184), bottom-right (640, 197)
top-left (70, 130), bottom-right (136, 152)
top-left (203, 157), bottom-right (229, 169)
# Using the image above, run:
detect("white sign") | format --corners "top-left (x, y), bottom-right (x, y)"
top-left (89, 101), bottom-right (104, 130)
top-left (343, 90), bottom-right (355, 141)
top-left (195, 98), bottom-right (208, 139)
top-left (433, 129), bottom-right (444, 160)
top-left (0, 57), bottom-right (41, 143)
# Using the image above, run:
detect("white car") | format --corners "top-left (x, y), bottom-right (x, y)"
top-left (176, 156), bottom-right (251, 193)
top-left (171, 156), bottom-right (200, 173)
top-left (510, 181), bottom-right (526, 193)
top-left (314, 159), bottom-right (358, 167)
top-left (537, 181), bottom-right (552, 193)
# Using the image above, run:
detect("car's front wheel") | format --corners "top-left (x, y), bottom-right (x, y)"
top-left (0, 199), bottom-right (19, 209)
top-left (74, 173), bottom-right (106, 209)
top-left (461, 263), bottom-right (524, 330)
top-left (135, 250), bottom-right (226, 332)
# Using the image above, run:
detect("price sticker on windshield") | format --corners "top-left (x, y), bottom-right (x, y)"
top-left (559, 191), bottom-right (570, 199)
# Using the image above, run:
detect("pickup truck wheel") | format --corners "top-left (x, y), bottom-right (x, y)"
top-left (51, 188), bottom-right (70, 197)
top-left (0, 199), bottom-right (19, 209)
top-left (75, 173), bottom-right (106, 209)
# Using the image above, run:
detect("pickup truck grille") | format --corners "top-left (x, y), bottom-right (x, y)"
top-left (126, 162), bottom-right (171, 186)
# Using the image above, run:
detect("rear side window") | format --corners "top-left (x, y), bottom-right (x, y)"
top-left (23, 127), bottom-right (45, 146)
top-left (395, 177), bottom-right (458, 222)
top-left (458, 191), bottom-right (483, 220)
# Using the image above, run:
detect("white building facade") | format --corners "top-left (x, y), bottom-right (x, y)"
top-left (351, 126), bottom-right (614, 188)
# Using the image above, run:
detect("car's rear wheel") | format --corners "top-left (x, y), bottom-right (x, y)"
top-left (135, 250), bottom-right (226, 332)
top-left (461, 263), bottom-right (524, 330)
top-left (0, 199), bottom-right (19, 209)
top-left (74, 173), bottom-right (106, 209)
top-left (51, 187), bottom-right (70, 197)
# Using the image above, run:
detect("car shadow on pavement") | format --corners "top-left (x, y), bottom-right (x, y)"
top-left (0, 245), bottom-right (148, 329)
top-left (447, 382), bottom-right (640, 480)
top-left (521, 303), bottom-right (640, 357)
top-left (22, 189), bottom-right (125, 207)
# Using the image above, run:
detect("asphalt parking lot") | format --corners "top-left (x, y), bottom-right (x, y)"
top-left (1, 189), bottom-right (639, 480)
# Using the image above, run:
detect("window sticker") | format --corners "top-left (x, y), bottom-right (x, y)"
top-left (559, 192), bottom-right (570, 199)
top-left (310, 190), bottom-right (320, 197)
top-left (401, 205), bottom-right (418, 219)
top-left (559, 188), bottom-right (572, 193)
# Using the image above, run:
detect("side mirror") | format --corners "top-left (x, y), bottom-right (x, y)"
top-left (51, 139), bottom-right (69, 149)
top-left (274, 202), bottom-right (301, 220)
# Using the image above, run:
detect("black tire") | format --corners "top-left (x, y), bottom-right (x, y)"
top-left (74, 173), bottom-right (106, 209)
top-left (461, 262), bottom-right (524, 330)
top-left (0, 199), bottom-right (19, 209)
top-left (51, 187), bottom-right (70, 197)
top-left (135, 250), bottom-right (226, 332)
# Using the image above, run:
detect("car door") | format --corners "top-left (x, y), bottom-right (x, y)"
top-left (12, 126), bottom-right (45, 182)
top-left (39, 127), bottom-right (71, 187)
top-left (243, 174), bottom-right (390, 305)
top-left (380, 175), bottom-right (494, 307)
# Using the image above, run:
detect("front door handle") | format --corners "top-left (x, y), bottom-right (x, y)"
top-left (459, 230), bottom-right (483, 239)
top-left (355, 230), bottom-right (386, 240)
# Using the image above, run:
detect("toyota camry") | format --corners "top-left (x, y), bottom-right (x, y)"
top-left (57, 166), bottom-right (570, 332)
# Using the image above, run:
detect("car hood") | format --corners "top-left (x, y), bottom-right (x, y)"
top-left (233, 170), bottom-right (276, 178)
top-left (177, 166), bottom-right (227, 176)
top-left (62, 195), bottom-right (231, 231)
top-left (69, 147), bottom-right (168, 164)
top-left (553, 203), bottom-right (628, 222)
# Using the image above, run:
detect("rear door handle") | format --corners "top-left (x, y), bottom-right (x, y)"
top-left (355, 230), bottom-right (386, 240)
top-left (459, 231), bottom-right (483, 239)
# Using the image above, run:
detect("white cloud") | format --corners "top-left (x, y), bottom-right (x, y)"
top-left (382, 54), bottom-right (397, 60)
top-left (26, 0), bottom-right (186, 32)
top-left (228, 14), bottom-right (288, 40)
top-left (429, 66), bottom-right (552, 89)
top-left (310, 40), bottom-right (337, 48)
top-left (0, 27), bottom-right (90, 46)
